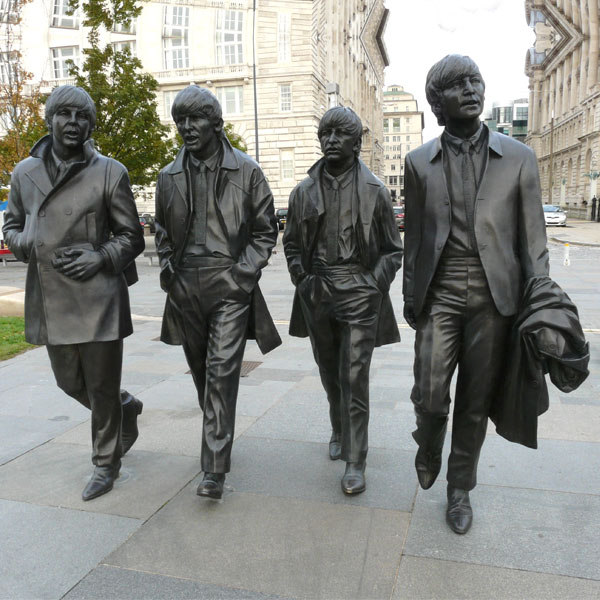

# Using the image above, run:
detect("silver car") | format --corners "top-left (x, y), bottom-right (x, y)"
top-left (543, 204), bottom-right (567, 227)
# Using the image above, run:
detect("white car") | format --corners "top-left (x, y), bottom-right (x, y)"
top-left (543, 204), bottom-right (567, 226)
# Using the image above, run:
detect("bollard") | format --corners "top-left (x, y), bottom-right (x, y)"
top-left (563, 243), bottom-right (570, 266)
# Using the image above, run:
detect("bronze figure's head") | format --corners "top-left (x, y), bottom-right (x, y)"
top-left (318, 106), bottom-right (363, 174)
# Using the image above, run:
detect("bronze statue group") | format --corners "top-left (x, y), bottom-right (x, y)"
top-left (3, 55), bottom-right (589, 536)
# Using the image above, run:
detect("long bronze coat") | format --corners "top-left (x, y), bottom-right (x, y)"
top-left (2, 136), bottom-right (144, 345)
top-left (283, 158), bottom-right (403, 347)
top-left (403, 128), bottom-right (549, 317)
top-left (154, 137), bottom-right (281, 354)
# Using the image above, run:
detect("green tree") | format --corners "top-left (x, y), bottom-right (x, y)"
top-left (68, 0), bottom-right (177, 186)
top-left (223, 122), bottom-right (247, 153)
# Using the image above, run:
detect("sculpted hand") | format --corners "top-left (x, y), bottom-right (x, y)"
top-left (54, 248), bottom-right (105, 281)
top-left (403, 302), bottom-right (417, 330)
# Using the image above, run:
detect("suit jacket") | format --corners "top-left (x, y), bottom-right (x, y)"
top-left (2, 135), bottom-right (144, 345)
top-left (490, 276), bottom-right (589, 449)
top-left (283, 157), bottom-right (403, 347)
top-left (155, 136), bottom-right (281, 354)
top-left (403, 127), bottom-right (549, 317)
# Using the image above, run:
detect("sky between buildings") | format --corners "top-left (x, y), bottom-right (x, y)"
top-left (384, 0), bottom-right (534, 141)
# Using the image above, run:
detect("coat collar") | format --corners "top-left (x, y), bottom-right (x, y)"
top-left (26, 135), bottom-right (97, 197)
top-left (428, 123), bottom-right (504, 162)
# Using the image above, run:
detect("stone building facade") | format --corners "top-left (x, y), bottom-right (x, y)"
top-left (382, 85), bottom-right (423, 204)
top-left (525, 0), bottom-right (600, 215)
top-left (1, 0), bottom-right (389, 211)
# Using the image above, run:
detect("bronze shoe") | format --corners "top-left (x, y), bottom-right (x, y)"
top-left (196, 472), bottom-right (225, 499)
top-left (446, 485), bottom-right (473, 534)
top-left (341, 462), bottom-right (366, 495)
top-left (329, 431), bottom-right (341, 461)
top-left (121, 393), bottom-right (143, 455)
top-left (82, 463), bottom-right (120, 501)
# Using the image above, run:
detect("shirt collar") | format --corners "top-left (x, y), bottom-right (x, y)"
top-left (188, 146), bottom-right (221, 172)
top-left (322, 162), bottom-right (355, 189)
top-left (51, 148), bottom-right (85, 169)
top-left (443, 122), bottom-right (486, 156)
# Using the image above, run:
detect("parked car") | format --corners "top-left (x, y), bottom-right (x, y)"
top-left (543, 204), bottom-right (567, 227)
top-left (393, 205), bottom-right (405, 231)
top-left (275, 208), bottom-right (288, 231)
top-left (139, 214), bottom-right (156, 233)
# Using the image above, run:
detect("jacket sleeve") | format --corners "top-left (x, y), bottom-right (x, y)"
top-left (402, 154), bottom-right (421, 303)
top-left (100, 165), bottom-right (145, 273)
top-left (518, 147), bottom-right (549, 280)
top-left (231, 167), bottom-right (278, 294)
top-left (2, 170), bottom-right (32, 263)
top-left (154, 170), bottom-right (176, 292)
top-left (371, 185), bottom-right (403, 292)
top-left (282, 184), bottom-right (306, 286)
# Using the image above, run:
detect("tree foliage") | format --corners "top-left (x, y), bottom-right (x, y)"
top-left (0, 0), bottom-right (46, 187)
top-left (68, 0), bottom-right (177, 186)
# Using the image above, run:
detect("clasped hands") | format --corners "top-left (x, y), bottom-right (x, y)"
top-left (52, 248), bottom-right (105, 281)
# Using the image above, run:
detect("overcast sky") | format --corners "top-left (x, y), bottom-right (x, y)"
top-left (383, 0), bottom-right (535, 141)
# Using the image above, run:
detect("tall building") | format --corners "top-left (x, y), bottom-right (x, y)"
top-left (525, 0), bottom-right (599, 215)
top-left (484, 98), bottom-right (529, 142)
top-left (382, 85), bottom-right (423, 203)
top-left (1, 0), bottom-right (390, 212)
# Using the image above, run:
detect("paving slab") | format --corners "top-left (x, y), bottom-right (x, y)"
top-left (0, 498), bottom-right (140, 600)
top-left (393, 556), bottom-right (600, 600)
top-left (0, 414), bottom-right (81, 465)
top-left (477, 436), bottom-right (600, 495)
top-left (105, 489), bottom-right (409, 599)
top-left (535, 401), bottom-right (600, 443)
top-left (0, 443), bottom-right (200, 519)
top-left (404, 484), bottom-right (600, 580)
top-left (230, 436), bottom-right (418, 511)
top-left (64, 565), bottom-right (289, 600)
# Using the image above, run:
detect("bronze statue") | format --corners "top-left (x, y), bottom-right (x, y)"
top-left (284, 106), bottom-right (403, 495)
top-left (403, 55), bottom-right (549, 533)
top-left (155, 86), bottom-right (281, 500)
top-left (2, 85), bottom-right (145, 500)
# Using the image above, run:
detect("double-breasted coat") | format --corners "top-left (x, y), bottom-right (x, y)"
top-left (284, 158), bottom-right (403, 346)
top-left (2, 136), bottom-right (144, 345)
top-left (154, 136), bottom-right (281, 354)
top-left (403, 128), bottom-right (550, 317)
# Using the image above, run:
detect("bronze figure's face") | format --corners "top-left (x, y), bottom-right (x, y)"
top-left (317, 107), bottom-right (363, 175)
top-left (439, 72), bottom-right (485, 123)
top-left (176, 112), bottom-right (220, 156)
top-left (319, 124), bottom-right (359, 165)
top-left (51, 105), bottom-right (92, 154)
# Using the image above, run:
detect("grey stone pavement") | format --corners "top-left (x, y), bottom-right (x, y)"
top-left (1, 224), bottom-right (599, 599)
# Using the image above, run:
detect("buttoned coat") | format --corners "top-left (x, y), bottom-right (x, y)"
top-left (154, 136), bottom-right (281, 354)
top-left (284, 157), bottom-right (403, 347)
top-left (403, 128), bottom-right (549, 317)
top-left (2, 136), bottom-right (144, 345)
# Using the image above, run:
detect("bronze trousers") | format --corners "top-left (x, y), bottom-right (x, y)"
top-left (168, 263), bottom-right (251, 473)
top-left (298, 265), bottom-right (382, 464)
top-left (46, 340), bottom-right (123, 468)
top-left (412, 257), bottom-right (512, 490)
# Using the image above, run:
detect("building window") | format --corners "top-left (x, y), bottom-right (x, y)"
top-left (113, 17), bottom-right (136, 34)
top-left (112, 40), bottom-right (136, 56)
top-left (216, 9), bottom-right (243, 65)
top-left (0, 0), bottom-right (18, 23)
top-left (163, 6), bottom-right (189, 70)
top-left (277, 13), bottom-right (290, 62)
top-left (280, 149), bottom-right (294, 180)
top-left (51, 46), bottom-right (79, 79)
top-left (389, 176), bottom-right (398, 186)
top-left (391, 164), bottom-right (396, 171)
top-left (383, 119), bottom-right (389, 132)
top-left (163, 90), bottom-right (180, 120)
top-left (0, 52), bottom-right (18, 84)
top-left (215, 86), bottom-right (244, 115)
top-left (392, 118), bottom-right (400, 132)
top-left (52, 0), bottom-right (79, 28)
top-left (280, 84), bottom-right (291, 112)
